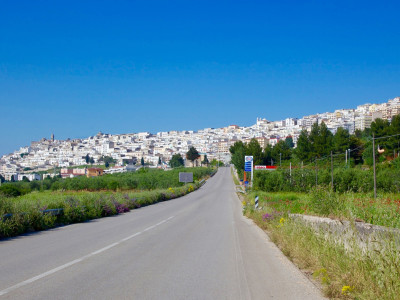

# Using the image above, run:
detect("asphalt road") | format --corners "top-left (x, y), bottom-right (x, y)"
top-left (0, 167), bottom-right (325, 299)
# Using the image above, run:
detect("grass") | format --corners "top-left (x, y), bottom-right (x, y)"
top-left (242, 189), bottom-right (400, 299)
top-left (248, 189), bottom-right (400, 229)
top-left (231, 167), bottom-right (240, 185)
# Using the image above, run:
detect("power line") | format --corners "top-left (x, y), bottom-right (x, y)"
top-left (373, 133), bottom-right (400, 140)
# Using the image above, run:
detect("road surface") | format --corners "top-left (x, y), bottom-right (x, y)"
top-left (0, 167), bottom-right (325, 299)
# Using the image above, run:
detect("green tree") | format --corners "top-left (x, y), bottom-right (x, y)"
top-left (101, 156), bottom-right (116, 165)
top-left (333, 127), bottom-right (350, 153)
top-left (272, 140), bottom-right (291, 164)
top-left (229, 141), bottom-right (245, 155)
top-left (170, 154), bottom-right (184, 168)
top-left (141, 157), bottom-right (145, 166)
top-left (89, 157), bottom-right (95, 164)
top-left (294, 130), bottom-right (311, 161)
top-left (158, 157), bottom-right (162, 165)
top-left (355, 129), bottom-right (363, 139)
top-left (85, 154), bottom-right (90, 164)
top-left (362, 144), bottom-right (374, 166)
top-left (105, 161), bottom-right (110, 168)
top-left (309, 122), bottom-right (333, 158)
top-left (384, 115), bottom-right (400, 157)
top-left (285, 136), bottom-right (294, 148)
top-left (210, 159), bottom-right (223, 167)
top-left (246, 139), bottom-right (263, 165)
top-left (262, 144), bottom-right (273, 165)
top-left (371, 118), bottom-right (390, 137)
top-left (230, 141), bottom-right (246, 171)
top-left (202, 154), bottom-right (209, 166)
top-left (0, 184), bottom-right (21, 197)
top-left (186, 146), bottom-right (200, 167)
top-left (349, 135), bottom-right (364, 164)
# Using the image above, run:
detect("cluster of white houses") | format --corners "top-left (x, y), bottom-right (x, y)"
top-left (1, 97), bottom-right (399, 181)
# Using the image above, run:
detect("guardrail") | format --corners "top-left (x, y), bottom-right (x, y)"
top-left (1, 208), bottom-right (64, 221)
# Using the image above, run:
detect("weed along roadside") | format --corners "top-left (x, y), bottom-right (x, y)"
top-left (236, 180), bottom-right (400, 299)
top-left (0, 167), bottom-right (216, 239)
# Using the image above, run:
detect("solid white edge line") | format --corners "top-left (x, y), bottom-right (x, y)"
top-left (0, 215), bottom-right (175, 297)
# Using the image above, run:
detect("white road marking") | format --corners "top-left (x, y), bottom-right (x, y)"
top-left (0, 215), bottom-right (175, 297)
top-left (91, 242), bottom-right (119, 255)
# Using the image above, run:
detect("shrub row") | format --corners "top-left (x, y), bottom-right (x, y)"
top-left (0, 167), bottom-right (214, 197)
top-left (253, 167), bottom-right (400, 193)
top-left (0, 183), bottom-right (199, 239)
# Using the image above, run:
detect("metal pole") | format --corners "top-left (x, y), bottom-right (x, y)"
top-left (315, 157), bottom-right (318, 187)
top-left (251, 160), bottom-right (253, 187)
top-left (348, 148), bottom-right (351, 167)
top-left (373, 133), bottom-right (377, 200)
top-left (331, 151), bottom-right (333, 189)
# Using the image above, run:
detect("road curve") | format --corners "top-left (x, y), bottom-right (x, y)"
top-left (0, 167), bottom-right (325, 299)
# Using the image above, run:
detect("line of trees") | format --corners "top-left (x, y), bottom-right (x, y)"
top-left (231, 115), bottom-right (400, 174)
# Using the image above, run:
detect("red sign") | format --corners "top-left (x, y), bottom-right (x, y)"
top-left (254, 165), bottom-right (277, 170)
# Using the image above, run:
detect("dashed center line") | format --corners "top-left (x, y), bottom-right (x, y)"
top-left (0, 215), bottom-right (175, 297)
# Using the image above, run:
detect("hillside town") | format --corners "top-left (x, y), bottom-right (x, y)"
top-left (1, 96), bottom-right (399, 181)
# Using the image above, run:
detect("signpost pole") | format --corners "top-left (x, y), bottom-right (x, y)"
top-left (251, 160), bottom-right (253, 187)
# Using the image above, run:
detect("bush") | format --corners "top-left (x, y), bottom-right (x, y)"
top-left (309, 187), bottom-right (344, 216)
top-left (0, 184), bottom-right (24, 197)
top-left (253, 167), bottom-right (400, 194)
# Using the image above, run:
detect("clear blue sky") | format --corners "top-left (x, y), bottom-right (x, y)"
top-left (1, 0), bottom-right (399, 156)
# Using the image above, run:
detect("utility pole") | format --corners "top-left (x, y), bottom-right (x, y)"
top-left (315, 157), bottom-right (318, 187)
top-left (331, 151), bottom-right (333, 189)
top-left (373, 133), bottom-right (377, 200)
top-left (348, 148), bottom-right (351, 168)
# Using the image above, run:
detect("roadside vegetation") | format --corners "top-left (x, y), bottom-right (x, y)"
top-left (243, 200), bottom-right (400, 300)
top-left (0, 167), bottom-right (212, 197)
top-left (230, 115), bottom-right (400, 299)
top-left (0, 167), bottom-right (215, 238)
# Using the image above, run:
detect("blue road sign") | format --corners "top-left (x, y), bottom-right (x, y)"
top-left (244, 156), bottom-right (253, 172)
